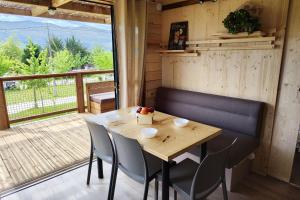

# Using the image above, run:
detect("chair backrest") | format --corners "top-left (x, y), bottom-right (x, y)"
top-left (111, 132), bottom-right (147, 184)
top-left (85, 117), bottom-right (114, 161)
top-left (190, 139), bottom-right (237, 200)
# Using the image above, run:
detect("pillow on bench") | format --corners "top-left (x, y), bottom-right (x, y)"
top-left (155, 87), bottom-right (265, 168)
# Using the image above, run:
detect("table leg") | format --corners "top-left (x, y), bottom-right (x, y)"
top-left (162, 160), bottom-right (170, 200)
top-left (200, 142), bottom-right (207, 161)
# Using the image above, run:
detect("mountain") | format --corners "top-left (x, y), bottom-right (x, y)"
top-left (0, 16), bottom-right (113, 51)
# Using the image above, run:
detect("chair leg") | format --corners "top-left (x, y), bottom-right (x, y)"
top-left (108, 163), bottom-right (115, 200)
top-left (110, 164), bottom-right (118, 200)
top-left (174, 190), bottom-right (177, 200)
top-left (222, 178), bottom-right (228, 200)
top-left (154, 178), bottom-right (159, 200)
top-left (143, 181), bottom-right (149, 200)
top-left (97, 157), bottom-right (104, 179)
top-left (86, 147), bottom-right (94, 185)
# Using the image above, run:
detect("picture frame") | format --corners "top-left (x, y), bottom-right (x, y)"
top-left (168, 21), bottom-right (188, 50)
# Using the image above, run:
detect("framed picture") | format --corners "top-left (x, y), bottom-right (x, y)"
top-left (168, 21), bottom-right (188, 50)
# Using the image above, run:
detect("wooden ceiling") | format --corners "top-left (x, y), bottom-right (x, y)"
top-left (0, 0), bottom-right (114, 24)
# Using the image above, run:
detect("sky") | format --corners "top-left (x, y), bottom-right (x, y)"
top-left (0, 13), bottom-right (113, 50)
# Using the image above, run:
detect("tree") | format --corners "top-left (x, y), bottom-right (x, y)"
top-left (22, 40), bottom-right (41, 65)
top-left (48, 50), bottom-right (75, 73)
top-left (91, 47), bottom-right (113, 70)
top-left (0, 37), bottom-right (23, 61)
top-left (20, 42), bottom-right (49, 109)
top-left (65, 36), bottom-right (88, 57)
top-left (0, 52), bottom-right (14, 76)
top-left (48, 35), bottom-right (64, 56)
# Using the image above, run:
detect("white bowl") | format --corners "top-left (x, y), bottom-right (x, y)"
top-left (173, 118), bottom-right (189, 127)
top-left (141, 128), bottom-right (158, 139)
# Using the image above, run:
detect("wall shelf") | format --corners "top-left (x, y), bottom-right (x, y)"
top-left (186, 36), bottom-right (276, 51)
top-left (158, 50), bottom-right (199, 57)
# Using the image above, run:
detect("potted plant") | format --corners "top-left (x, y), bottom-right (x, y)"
top-left (223, 9), bottom-right (261, 34)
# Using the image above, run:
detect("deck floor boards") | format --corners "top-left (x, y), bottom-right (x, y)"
top-left (0, 113), bottom-right (90, 193)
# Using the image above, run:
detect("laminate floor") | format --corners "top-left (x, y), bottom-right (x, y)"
top-left (290, 151), bottom-right (300, 186)
top-left (2, 161), bottom-right (300, 200)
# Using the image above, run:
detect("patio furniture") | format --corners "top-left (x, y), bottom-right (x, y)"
top-left (111, 132), bottom-right (162, 200)
top-left (86, 81), bottom-right (115, 114)
top-left (155, 87), bottom-right (265, 190)
top-left (156, 139), bottom-right (237, 200)
top-left (96, 108), bottom-right (221, 200)
top-left (85, 117), bottom-right (116, 200)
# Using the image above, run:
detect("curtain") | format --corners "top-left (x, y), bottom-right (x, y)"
top-left (114, 0), bottom-right (147, 108)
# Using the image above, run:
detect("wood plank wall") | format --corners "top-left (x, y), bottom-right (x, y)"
top-left (268, 0), bottom-right (300, 182)
top-left (144, 0), bottom-right (162, 106)
top-left (160, 0), bottom-right (290, 176)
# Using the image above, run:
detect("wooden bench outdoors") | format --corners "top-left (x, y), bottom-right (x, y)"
top-left (86, 81), bottom-right (115, 114)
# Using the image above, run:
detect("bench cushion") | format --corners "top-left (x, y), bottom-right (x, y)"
top-left (189, 129), bottom-right (259, 168)
top-left (155, 87), bottom-right (264, 138)
top-left (155, 87), bottom-right (264, 167)
top-left (90, 92), bottom-right (115, 104)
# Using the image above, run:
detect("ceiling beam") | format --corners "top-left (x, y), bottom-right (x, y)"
top-left (162, 0), bottom-right (217, 11)
top-left (4, 0), bottom-right (111, 15)
top-left (0, 6), bottom-right (109, 24)
top-left (31, 6), bottom-right (48, 16)
top-left (52, 0), bottom-right (72, 7)
top-left (30, 0), bottom-right (74, 17)
top-left (80, 0), bottom-right (114, 6)
top-left (5, 0), bottom-right (50, 7)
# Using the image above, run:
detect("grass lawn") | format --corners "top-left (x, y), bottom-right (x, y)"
top-left (9, 102), bottom-right (77, 120)
top-left (5, 84), bottom-right (77, 105)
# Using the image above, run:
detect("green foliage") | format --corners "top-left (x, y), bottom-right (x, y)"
top-left (0, 36), bottom-right (23, 61)
top-left (0, 52), bottom-right (14, 76)
top-left (73, 53), bottom-right (89, 69)
top-left (22, 40), bottom-right (42, 65)
top-left (65, 36), bottom-right (88, 57)
top-left (223, 9), bottom-right (261, 34)
top-left (48, 50), bottom-right (75, 73)
top-left (21, 42), bottom-right (49, 86)
top-left (48, 35), bottom-right (64, 56)
top-left (91, 47), bottom-right (113, 70)
top-left (19, 42), bottom-right (49, 108)
top-left (49, 50), bottom-right (89, 72)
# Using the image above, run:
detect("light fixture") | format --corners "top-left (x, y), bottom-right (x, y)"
top-left (48, 6), bottom-right (56, 15)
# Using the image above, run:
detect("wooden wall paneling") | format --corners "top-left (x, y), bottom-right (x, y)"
top-left (268, 0), bottom-right (300, 182)
top-left (160, 0), bottom-right (290, 176)
top-left (144, 0), bottom-right (162, 106)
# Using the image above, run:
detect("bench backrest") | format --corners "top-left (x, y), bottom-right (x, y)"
top-left (86, 81), bottom-right (115, 96)
top-left (155, 87), bottom-right (264, 138)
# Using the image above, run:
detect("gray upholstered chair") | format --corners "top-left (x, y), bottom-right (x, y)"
top-left (157, 139), bottom-right (237, 200)
top-left (85, 117), bottom-right (116, 200)
top-left (111, 132), bottom-right (162, 200)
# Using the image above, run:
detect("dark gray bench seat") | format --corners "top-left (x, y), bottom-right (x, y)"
top-left (155, 87), bottom-right (264, 168)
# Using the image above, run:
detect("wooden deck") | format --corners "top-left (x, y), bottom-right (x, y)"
top-left (0, 114), bottom-right (91, 193)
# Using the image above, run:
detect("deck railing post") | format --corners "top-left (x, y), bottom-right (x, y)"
top-left (75, 73), bottom-right (85, 113)
top-left (0, 80), bottom-right (10, 130)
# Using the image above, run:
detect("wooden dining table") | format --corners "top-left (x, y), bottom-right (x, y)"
top-left (94, 107), bottom-right (221, 200)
